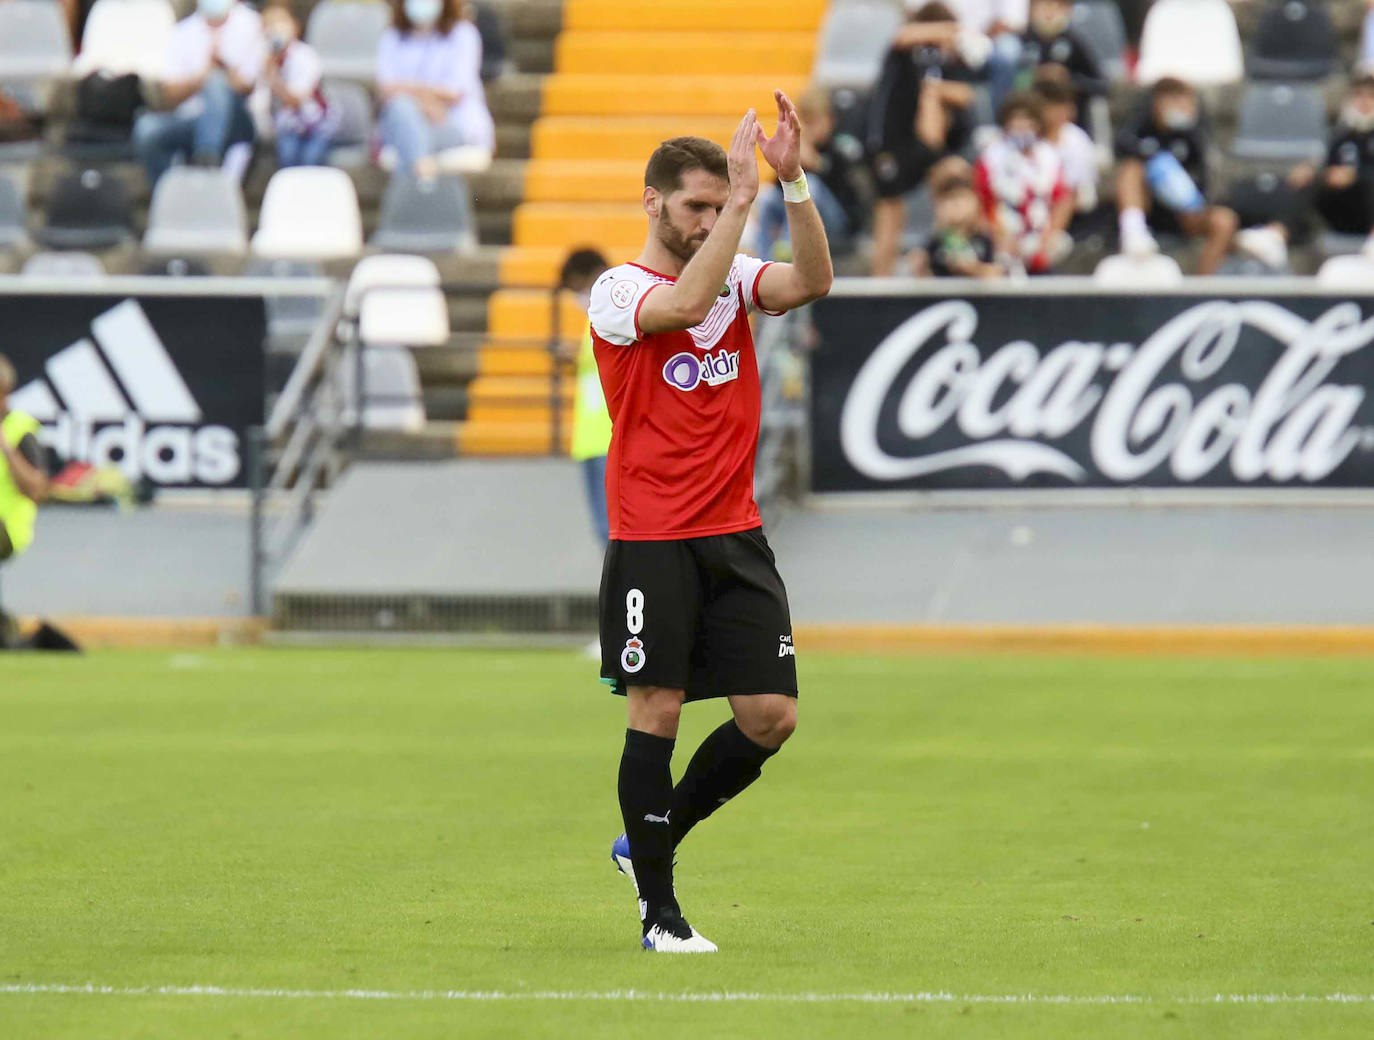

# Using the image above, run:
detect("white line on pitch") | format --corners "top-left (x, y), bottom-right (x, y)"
top-left (2, 985), bottom-right (1373, 1006)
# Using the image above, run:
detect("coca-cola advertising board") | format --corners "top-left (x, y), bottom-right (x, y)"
top-left (809, 289), bottom-right (1374, 491)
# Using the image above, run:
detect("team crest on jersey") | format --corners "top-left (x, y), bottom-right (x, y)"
top-left (610, 280), bottom-right (637, 308)
top-left (718, 283), bottom-right (731, 298)
top-left (621, 637), bottom-right (646, 673)
top-left (662, 349), bottom-right (740, 392)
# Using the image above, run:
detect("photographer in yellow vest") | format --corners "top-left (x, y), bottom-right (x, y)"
top-left (0, 353), bottom-right (49, 562)
top-left (557, 249), bottom-right (612, 545)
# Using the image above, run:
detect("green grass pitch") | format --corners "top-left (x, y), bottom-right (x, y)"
top-left (2, 647), bottom-right (1373, 1038)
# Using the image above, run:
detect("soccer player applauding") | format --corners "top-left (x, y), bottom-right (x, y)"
top-left (587, 93), bottom-right (833, 953)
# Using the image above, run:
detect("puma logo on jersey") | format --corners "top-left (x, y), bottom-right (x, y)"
top-left (662, 349), bottom-right (740, 392)
top-left (643, 811), bottom-right (671, 825)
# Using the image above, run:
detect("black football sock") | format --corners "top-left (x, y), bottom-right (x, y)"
top-left (617, 728), bottom-right (678, 928)
top-left (670, 719), bottom-right (778, 849)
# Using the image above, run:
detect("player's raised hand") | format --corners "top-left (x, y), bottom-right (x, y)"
top-left (755, 90), bottom-right (803, 182)
top-left (727, 108), bottom-right (760, 204)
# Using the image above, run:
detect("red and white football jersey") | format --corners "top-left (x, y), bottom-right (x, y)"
top-left (587, 254), bottom-right (780, 541)
top-left (974, 137), bottom-right (1069, 250)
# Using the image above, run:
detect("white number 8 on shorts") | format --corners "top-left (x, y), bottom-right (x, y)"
top-left (625, 588), bottom-right (644, 634)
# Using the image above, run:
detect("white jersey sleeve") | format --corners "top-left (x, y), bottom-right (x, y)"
top-left (587, 264), bottom-right (668, 346)
top-left (732, 254), bottom-right (784, 317)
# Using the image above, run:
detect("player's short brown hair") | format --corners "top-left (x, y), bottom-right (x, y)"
top-left (0, 354), bottom-right (14, 395)
top-left (644, 137), bottom-right (729, 196)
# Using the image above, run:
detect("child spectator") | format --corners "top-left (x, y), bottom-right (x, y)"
top-left (1113, 78), bottom-right (1238, 274)
top-left (1293, 75), bottom-right (1374, 256)
top-left (753, 88), bottom-right (864, 260)
top-left (974, 91), bottom-right (1073, 273)
top-left (377, 0), bottom-right (495, 178)
top-left (133, 0), bottom-right (265, 186)
top-left (925, 177), bottom-right (1004, 278)
top-left (1034, 78), bottom-right (1098, 216)
top-left (867, 1), bottom-right (988, 275)
top-left (262, 4), bottom-right (338, 168)
top-left (1016, 0), bottom-right (1107, 106)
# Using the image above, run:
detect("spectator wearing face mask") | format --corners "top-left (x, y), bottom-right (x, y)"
top-left (973, 91), bottom-right (1073, 273)
top-left (376, 0), bottom-right (495, 178)
top-left (1114, 78), bottom-right (1244, 275)
top-left (867, 1), bottom-right (989, 276)
top-left (133, 0), bottom-right (265, 186)
top-left (262, 3), bottom-right (338, 168)
top-left (1015, 0), bottom-right (1106, 109)
top-left (1290, 76), bottom-right (1374, 259)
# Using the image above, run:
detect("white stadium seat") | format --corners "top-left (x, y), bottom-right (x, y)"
top-left (0, 1), bottom-right (73, 80)
top-left (1316, 255), bottom-right (1374, 288)
top-left (1136, 0), bottom-right (1243, 86)
top-left (74, 0), bottom-right (176, 79)
top-left (812, 0), bottom-right (904, 89)
top-left (21, 251), bottom-right (106, 278)
top-left (347, 255), bottom-right (450, 348)
top-left (338, 345), bottom-right (427, 432)
top-left (143, 167), bottom-right (248, 257)
top-left (251, 167), bottom-right (363, 260)
top-left (1094, 253), bottom-right (1185, 286)
top-left (306, 0), bottom-right (392, 81)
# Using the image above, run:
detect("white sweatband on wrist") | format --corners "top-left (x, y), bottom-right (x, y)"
top-left (781, 173), bottom-right (810, 204)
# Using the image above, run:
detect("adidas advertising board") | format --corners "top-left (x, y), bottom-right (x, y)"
top-left (810, 292), bottom-right (1374, 491)
top-left (3, 295), bottom-right (266, 488)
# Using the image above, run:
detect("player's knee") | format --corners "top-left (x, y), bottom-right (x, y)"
top-left (741, 698), bottom-right (797, 748)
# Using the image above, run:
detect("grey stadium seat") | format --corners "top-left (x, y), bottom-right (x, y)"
top-left (306, 0), bottom-right (391, 81)
top-left (369, 173), bottom-right (476, 253)
top-left (1229, 82), bottom-right (1326, 162)
top-left (0, 172), bottom-right (29, 249)
top-left (322, 81), bottom-right (374, 169)
top-left (1249, 0), bottom-right (1337, 81)
top-left (813, 1), bottom-right (904, 89)
top-left (1071, 0), bottom-right (1126, 81)
top-left (142, 167), bottom-right (248, 257)
top-left (39, 167), bottom-right (134, 250)
top-left (0, 0), bottom-right (73, 80)
top-left (22, 251), bottom-right (106, 277)
top-left (245, 258), bottom-right (330, 343)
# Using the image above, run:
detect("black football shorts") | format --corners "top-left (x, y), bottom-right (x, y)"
top-left (599, 526), bottom-right (798, 702)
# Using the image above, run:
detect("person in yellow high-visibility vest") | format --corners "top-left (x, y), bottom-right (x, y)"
top-left (558, 249), bottom-right (612, 544)
top-left (0, 353), bottom-right (49, 562)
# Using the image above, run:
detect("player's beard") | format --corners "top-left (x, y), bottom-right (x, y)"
top-left (655, 212), bottom-right (708, 264)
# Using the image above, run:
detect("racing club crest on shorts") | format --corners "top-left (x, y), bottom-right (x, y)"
top-left (620, 637), bottom-right (646, 674)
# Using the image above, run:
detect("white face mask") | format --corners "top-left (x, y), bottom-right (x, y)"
top-left (1343, 103), bottom-right (1374, 133)
top-left (405, 0), bottom-right (442, 27)
top-left (1161, 108), bottom-right (1196, 131)
top-left (197, 0), bottom-right (233, 21)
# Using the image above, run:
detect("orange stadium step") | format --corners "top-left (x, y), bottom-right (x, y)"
top-left (541, 75), bottom-right (807, 118)
top-left (455, 420), bottom-right (570, 456)
top-left (511, 202), bottom-right (647, 251)
top-left (478, 344), bottom-right (558, 377)
top-left (498, 246), bottom-right (590, 288)
top-left (562, 0), bottom-right (827, 32)
top-left (487, 288), bottom-right (590, 339)
top-left (532, 117), bottom-right (742, 161)
top-left (467, 375), bottom-right (574, 407)
top-left (555, 32), bottom-right (816, 78)
top-left (521, 160), bottom-right (646, 203)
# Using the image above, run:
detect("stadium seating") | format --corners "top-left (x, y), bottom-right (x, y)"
top-left (1318, 232), bottom-right (1370, 258)
top-left (1248, 0), bottom-right (1337, 81)
top-left (0, 174), bottom-right (29, 250)
top-left (245, 258), bottom-right (329, 342)
top-left (1226, 170), bottom-right (1302, 228)
top-left (370, 174), bottom-right (477, 254)
top-left (812, 0), bottom-right (904, 88)
top-left (142, 167), bottom-right (249, 258)
top-left (251, 167), bottom-right (363, 260)
top-left (322, 81), bottom-right (374, 169)
top-left (73, 0), bottom-right (176, 79)
top-left (1136, 0), bottom-right (1244, 85)
top-left (140, 257), bottom-right (213, 276)
top-left (306, 0), bottom-right (391, 82)
top-left (1093, 253), bottom-right (1185, 285)
top-left (346, 255), bottom-right (450, 351)
top-left (38, 168), bottom-right (134, 250)
top-left (1070, 0), bottom-right (1127, 81)
top-left (0, 1), bottom-right (73, 81)
top-left (21, 251), bottom-right (106, 277)
top-left (1230, 82), bottom-right (1327, 162)
top-left (341, 344), bottom-right (427, 431)
top-left (1316, 254), bottom-right (1374, 286)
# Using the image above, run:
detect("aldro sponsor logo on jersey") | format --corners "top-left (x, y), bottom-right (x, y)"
top-left (662, 349), bottom-right (741, 392)
top-left (9, 300), bottom-right (240, 485)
